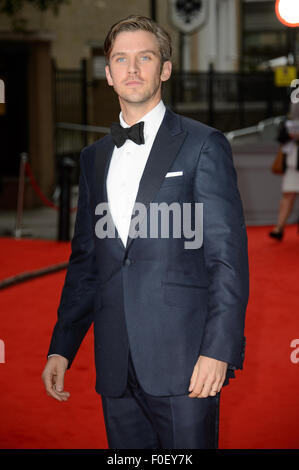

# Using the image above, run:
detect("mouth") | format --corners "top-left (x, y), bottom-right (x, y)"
top-left (125, 81), bottom-right (143, 87)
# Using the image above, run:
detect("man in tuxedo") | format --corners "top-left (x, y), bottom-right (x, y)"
top-left (42, 15), bottom-right (249, 449)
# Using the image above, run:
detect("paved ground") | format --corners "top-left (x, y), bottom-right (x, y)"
top-left (0, 189), bottom-right (78, 241)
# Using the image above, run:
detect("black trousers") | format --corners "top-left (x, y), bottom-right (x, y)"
top-left (101, 352), bottom-right (220, 449)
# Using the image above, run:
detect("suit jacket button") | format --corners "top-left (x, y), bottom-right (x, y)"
top-left (123, 258), bottom-right (133, 266)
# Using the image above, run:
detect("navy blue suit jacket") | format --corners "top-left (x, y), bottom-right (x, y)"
top-left (48, 108), bottom-right (249, 397)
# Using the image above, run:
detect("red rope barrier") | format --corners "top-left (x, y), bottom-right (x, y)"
top-left (25, 162), bottom-right (77, 213)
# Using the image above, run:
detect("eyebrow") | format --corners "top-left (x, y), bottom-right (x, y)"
top-left (110, 49), bottom-right (158, 60)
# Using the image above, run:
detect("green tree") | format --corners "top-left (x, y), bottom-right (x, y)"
top-left (0, 0), bottom-right (70, 30)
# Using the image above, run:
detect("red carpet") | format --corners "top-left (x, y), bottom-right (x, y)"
top-left (0, 226), bottom-right (298, 449)
top-left (0, 238), bottom-right (70, 280)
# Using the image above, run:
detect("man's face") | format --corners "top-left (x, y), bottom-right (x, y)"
top-left (105, 30), bottom-right (172, 106)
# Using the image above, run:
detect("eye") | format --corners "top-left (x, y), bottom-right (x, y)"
top-left (116, 57), bottom-right (126, 63)
top-left (140, 56), bottom-right (150, 61)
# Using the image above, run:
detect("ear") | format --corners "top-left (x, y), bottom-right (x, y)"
top-left (105, 65), bottom-right (114, 86)
top-left (161, 61), bottom-right (172, 82)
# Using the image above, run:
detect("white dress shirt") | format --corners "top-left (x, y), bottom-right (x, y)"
top-left (106, 100), bottom-right (166, 246)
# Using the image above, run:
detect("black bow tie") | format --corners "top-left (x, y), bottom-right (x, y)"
top-left (110, 121), bottom-right (145, 148)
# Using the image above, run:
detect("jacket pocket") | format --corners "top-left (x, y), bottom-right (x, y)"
top-left (162, 281), bottom-right (208, 308)
top-left (160, 175), bottom-right (184, 187)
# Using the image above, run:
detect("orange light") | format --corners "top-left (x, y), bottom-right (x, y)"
top-left (275, 0), bottom-right (299, 27)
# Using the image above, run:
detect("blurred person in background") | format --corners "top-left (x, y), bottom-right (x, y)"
top-left (269, 101), bottom-right (299, 241)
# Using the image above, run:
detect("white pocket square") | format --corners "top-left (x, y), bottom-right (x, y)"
top-left (165, 171), bottom-right (183, 178)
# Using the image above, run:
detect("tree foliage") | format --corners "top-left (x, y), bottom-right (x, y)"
top-left (0, 0), bottom-right (69, 17)
top-left (0, 0), bottom-right (70, 31)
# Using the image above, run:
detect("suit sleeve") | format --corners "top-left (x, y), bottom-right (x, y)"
top-left (194, 131), bottom-right (250, 370)
top-left (47, 149), bottom-right (98, 368)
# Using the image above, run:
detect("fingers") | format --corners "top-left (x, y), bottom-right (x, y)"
top-left (188, 365), bottom-right (205, 398)
top-left (42, 359), bottom-right (70, 402)
top-left (189, 376), bottom-right (224, 398)
top-left (200, 379), bottom-right (217, 398)
top-left (43, 372), bottom-right (69, 402)
top-left (188, 365), bottom-right (198, 394)
top-left (52, 384), bottom-right (71, 402)
top-left (188, 356), bottom-right (227, 398)
top-left (203, 378), bottom-right (223, 397)
top-left (54, 366), bottom-right (65, 394)
top-left (188, 374), bottom-right (208, 398)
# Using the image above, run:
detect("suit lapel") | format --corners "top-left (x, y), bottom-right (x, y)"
top-left (125, 108), bottom-right (187, 250)
top-left (94, 136), bottom-right (126, 250)
top-left (95, 136), bottom-right (113, 204)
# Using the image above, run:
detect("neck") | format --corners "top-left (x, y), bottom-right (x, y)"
top-left (119, 95), bottom-right (161, 126)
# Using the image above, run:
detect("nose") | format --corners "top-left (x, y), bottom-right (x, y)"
top-left (127, 57), bottom-right (139, 75)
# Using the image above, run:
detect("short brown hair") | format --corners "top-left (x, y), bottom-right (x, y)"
top-left (104, 15), bottom-right (172, 65)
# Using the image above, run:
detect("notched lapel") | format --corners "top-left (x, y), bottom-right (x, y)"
top-left (126, 109), bottom-right (187, 250)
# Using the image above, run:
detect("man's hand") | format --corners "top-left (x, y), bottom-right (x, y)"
top-left (41, 355), bottom-right (70, 402)
top-left (188, 355), bottom-right (228, 398)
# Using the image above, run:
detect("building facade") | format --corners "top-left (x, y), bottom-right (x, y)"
top-left (0, 0), bottom-right (295, 209)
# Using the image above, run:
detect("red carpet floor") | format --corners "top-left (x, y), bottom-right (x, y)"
top-left (0, 238), bottom-right (71, 280)
top-left (0, 226), bottom-right (298, 449)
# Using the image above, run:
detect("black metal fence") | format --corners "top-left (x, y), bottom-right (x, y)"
top-left (169, 69), bottom-right (290, 132)
top-left (54, 61), bottom-right (87, 125)
top-left (53, 65), bottom-right (292, 170)
top-left (53, 59), bottom-right (88, 171)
